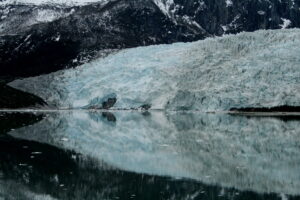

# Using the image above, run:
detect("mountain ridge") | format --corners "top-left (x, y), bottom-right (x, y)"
top-left (1, 0), bottom-right (299, 78)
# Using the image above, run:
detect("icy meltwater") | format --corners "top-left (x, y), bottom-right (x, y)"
top-left (0, 111), bottom-right (300, 200)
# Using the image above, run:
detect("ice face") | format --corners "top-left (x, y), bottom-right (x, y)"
top-left (8, 111), bottom-right (300, 195)
top-left (9, 29), bottom-right (300, 111)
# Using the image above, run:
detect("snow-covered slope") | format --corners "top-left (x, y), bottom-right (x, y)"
top-left (9, 29), bottom-right (300, 111)
top-left (9, 111), bottom-right (300, 195)
top-left (0, 0), bottom-right (109, 6)
top-left (0, 5), bottom-right (75, 35)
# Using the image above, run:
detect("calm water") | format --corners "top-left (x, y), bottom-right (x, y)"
top-left (0, 111), bottom-right (300, 200)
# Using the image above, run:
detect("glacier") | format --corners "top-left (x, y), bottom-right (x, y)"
top-left (8, 111), bottom-right (300, 195)
top-left (9, 29), bottom-right (300, 111)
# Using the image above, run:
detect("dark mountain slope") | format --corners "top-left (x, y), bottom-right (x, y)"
top-left (0, 0), bottom-right (299, 78)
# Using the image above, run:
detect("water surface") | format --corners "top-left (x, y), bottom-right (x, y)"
top-left (1, 111), bottom-right (300, 200)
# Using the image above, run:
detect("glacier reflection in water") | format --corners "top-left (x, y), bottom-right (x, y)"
top-left (8, 111), bottom-right (300, 196)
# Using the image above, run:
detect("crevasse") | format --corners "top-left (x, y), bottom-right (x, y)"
top-left (9, 29), bottom-right (300, 111)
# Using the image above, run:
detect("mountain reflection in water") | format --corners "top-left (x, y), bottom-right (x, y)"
top-left (1, 111), bottom-right (300, 200)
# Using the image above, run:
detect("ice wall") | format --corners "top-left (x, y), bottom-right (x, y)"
top-left (9, 29), bottom-right (300, 111)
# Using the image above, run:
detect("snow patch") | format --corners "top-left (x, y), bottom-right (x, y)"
top-left (35, 9), bottom-right (64, 22)
top-left (225, 0), bottom-right (233, 7)
top-left (257, 10), bottom-right (266, 15)
top-left (280, 18), bottom-right (292, 29)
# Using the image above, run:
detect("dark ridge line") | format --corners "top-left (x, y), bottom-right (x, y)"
top-left (230, 106), bottom-right (300, 113)
top-left (229, 106), bottom-right (300, 121)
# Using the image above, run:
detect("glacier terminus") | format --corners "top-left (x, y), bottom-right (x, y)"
top-left (9, 29), bottom-right (300, 111)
